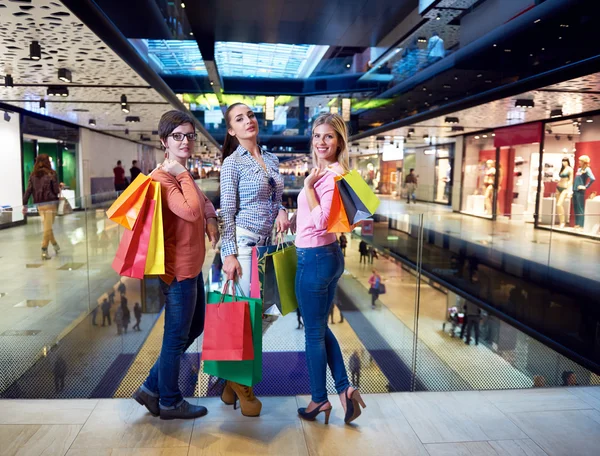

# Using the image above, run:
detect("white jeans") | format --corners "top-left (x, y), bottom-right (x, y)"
top-left (233, 226), bottom-right (276, 334)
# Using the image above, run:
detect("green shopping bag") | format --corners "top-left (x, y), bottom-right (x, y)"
top-left (270, 244), bottom-right (298, 316)
top-left (341, 170), bottom-right (380, 214)
top-left (202, 281), bottom-right (263, 387)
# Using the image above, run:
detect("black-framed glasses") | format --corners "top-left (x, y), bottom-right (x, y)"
top-left (168, 132), bottom-right (198, 142)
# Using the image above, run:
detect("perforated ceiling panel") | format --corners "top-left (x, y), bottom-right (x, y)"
top-left (0, 0), bottom-right (212, 150)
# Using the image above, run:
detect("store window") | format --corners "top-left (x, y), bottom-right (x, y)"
top-left (461, 133), bottom-right (496, 218)
top-left (537, 115), bottom-right (600, 238)
top-left (434, 147), bottom-right (453, 204)
top-left (354, 154), bottom-right (381, 192)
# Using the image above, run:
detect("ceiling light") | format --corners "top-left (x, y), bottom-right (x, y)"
top-left (586, 118), bottom-right (594, 123)
top-left (482, 134), bottom-right (488, 138)
top-left (346, 64), bottom-right (351, 68)
top-left (436, 14), bottom-right (441, 20)
top-left (417, 37), bottom-right (427, 43)
top-left (560, 24), bottom-right (569, 28)
top-left (47, 86), bottom-right (69, 97)
top-left (445, 116), bottom-right (459, 124)
top-left (474, 135), bottom-right (480, 139)
top-left (515, 99), bottom-right (534, 109)
top-left (493, 44), bottom-right (497, 47)
top-left (58, 68), bottom-right (72, 83)
top-left (451, 126), bottom-right (464, 132)
top-left (3, 111), bottom-right (11, 122)
top-left (121, 94), bottom-right (130, 113)
top-left (126, 116), bottom-right (140, 123)
top-left (572, 120), bottom-right (580, 126)
top-left (550, 108), bottom-right (563, 118)
top-left (181, 2), bottom-right (185, 8)
top-left (423, 134), bottom-right (429, 139)
top-left (30, 41), bottom-right (41, 60)
top-left (4, 74), bottom-right (14, 87)
top-left (443, 84), bottom-right (451, 89)
top-left (477, 73), bottom-right (483, 78)
top-left (189, 32), bottom-right (194, 36)
top-left (89, 119), bottom-right (96, 127)
top-left (210, 81), bottom-right (214, 86)
top-left (125, 128), bottom-right (129, 135)
top-left (39, 100), bottom-right (46, 112)
top-left (492, 133), bottom-right (495, 137)
top-left (534, 18), bottom-right (541, 24)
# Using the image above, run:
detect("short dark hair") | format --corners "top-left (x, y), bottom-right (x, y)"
top-left (158, 110), bottom-right (195, 143)
top-left (132, 160), bottom-right (138, 165)
top-left (409, 168), bottom-right (414, 172)
top-left (117, 160), bottom-right (122, 165)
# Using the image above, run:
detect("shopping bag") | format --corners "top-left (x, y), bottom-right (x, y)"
top-left (342, 170), bottom-right (381, 215)
top-left (112, 197), bottom-right (155, 279)
top-left (202, 283), bottom-right (254, 361)
top-left (327, 180), bottom-right (352, 233)
top-left (203, 282), bottom-right (263, 386)
top-left (57, 197), bottom-right (73, 216)
top-left (270, 244), bottom-right (298, 315)
top-left (338, 179), bottom-right (372, 224)
top-left (106, 173), bottom-right (152, 230)
top-left (144, 181), bottom-right (165, 275)
top-left (379, 283), bottom-right (386, 294)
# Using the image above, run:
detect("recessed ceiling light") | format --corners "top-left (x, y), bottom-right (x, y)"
top-left (121, 94), bottom-right (130, 113)
top-left (550, 108), bottom-right (563, 118)
top-left (474, 135), bottom-right (480, 139)
top-left (482, 134), bottom-right (488, 138)
top-left (39, 100), bottom-right (46, 112)
top-left (58, 68), bottom-right (72, 83)
top-left (436, 14), bottom-right (441, 20)
top-left (47, 86), bottom-right (69, 97)
top-left (586, 118), bottom-right (594, 123)
top-left (515, 99), bottom-right (534, 109)
top-left (181, 2), bottom-right (185, 8)
top-left (126, 116), bottom-right (141, 123)
top-left (445, 116), bottom-right (459, 124)
top-left (534, 18), bottom-right (541, 24)
top-left (89, 119), bottom-right (96, 127)
top-left (492, 133), bottom-right (495, 137)
top-left (29, 41), bottom-right (41, 60)
top-left (346, 63), bottom-right (351, 68)
top-left (189, 32), bottom-right (194, 36)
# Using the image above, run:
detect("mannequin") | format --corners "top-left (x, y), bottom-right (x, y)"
top-left (483, 159), bottom-right (496, 215)
top-left (556, 158), bottom-right (574, 228)
top-left (573, 155), bottom-right (596, 229)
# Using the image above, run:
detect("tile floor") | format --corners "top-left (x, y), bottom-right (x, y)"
top-left (2, 386), bottom-right (599, 456)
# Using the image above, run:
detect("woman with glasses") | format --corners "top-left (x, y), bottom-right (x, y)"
top-left (133, 111), bottom-right (219, 420)
top-left (220, 102), bottom-right (290, 417)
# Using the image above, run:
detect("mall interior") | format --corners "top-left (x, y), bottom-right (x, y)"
top-left (1, 0), bottom-right (600, 454)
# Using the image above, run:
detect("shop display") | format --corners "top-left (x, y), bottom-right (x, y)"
top-left (483, 159), bottom-right (496, 214)
top-left (556, 158), bottom-right (574, 227)
top-left (573, 155), bottom-right (596, 229)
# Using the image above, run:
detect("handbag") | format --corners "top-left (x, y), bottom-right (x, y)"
top-left (202, 282), bottom-right (263, 386)
top-left (144, 181), bottom-right (165, 275)
top-left (106, 173), bottom-right (152, 230)
top-left (202, 281), bottom-right (254, 361)
top-left (111, 195), bottom-right (155, 279)
top-left (379, 283), bottom-right (386, 294)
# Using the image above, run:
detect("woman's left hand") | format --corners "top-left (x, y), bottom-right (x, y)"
top-left (206, 217), bottom-right (220, 249)
top-left (304, 167), bottom-right (328, 189)
top-left (276, 209), bottom-right (290, 233)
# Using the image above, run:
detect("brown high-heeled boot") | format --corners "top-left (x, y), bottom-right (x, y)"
top-left (228, 381), bottom-right (262, 417)
top-left (220, 380), bottom-right (235, 405)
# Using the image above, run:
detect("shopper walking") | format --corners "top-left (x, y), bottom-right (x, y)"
top-left (359, 240), bottom-right (369, 264)
top-left (133, 302), bottom-right (142, 331)
top-left (368, 269), bottom-right (382, 309)
top-left (113, 160), bottom-right (127, 192)
top-left (121, 297), bottom-right (130, 334)
top-left (405, 168), bottom-right (417, 204)
top-left (101, 297), bottom-right (111, 326)
top-left (339, 233), bottom-right (347, 256)
top-left (291, 113), bottom-right (366, 425)
top-left (130, 160), bottom-right (142, 182)
top-left (22, 154), bottom-right (60, 260)
top-left (219, 102), bottom-right (290, 417)
top-left (133, 110), bottom-right (219, 420)
top-left (349, 351), bottom-right (361, 388)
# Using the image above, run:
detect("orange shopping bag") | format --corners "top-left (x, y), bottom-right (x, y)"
top-left (106, 173), bottom-right (152, 230)
top-left (327, 177), bottom-right (352, 233)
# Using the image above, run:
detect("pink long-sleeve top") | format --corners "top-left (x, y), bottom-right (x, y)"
top-left (295, 163), bottom-right (343, 248)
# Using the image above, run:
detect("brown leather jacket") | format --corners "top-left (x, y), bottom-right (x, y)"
top-left (23, 171), bottom-right (60, 205)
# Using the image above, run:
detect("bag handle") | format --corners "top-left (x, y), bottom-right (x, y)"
top-left (219, 279), bottom-right (246, 303)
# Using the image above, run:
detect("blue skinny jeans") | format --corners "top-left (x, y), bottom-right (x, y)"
top-left (141, 272), bottom-right (205, 409)
top-left (296, 242), bottom-right (350, 403)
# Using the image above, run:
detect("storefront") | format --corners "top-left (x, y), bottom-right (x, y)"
top-left (0, 109), bottom-right (24, 227)
top-left (404, 143), bottom-right (454, 205)
top-left (458, 118), bottom-right (599, 239)
top-left (353, 154), bottom-right (381, 192)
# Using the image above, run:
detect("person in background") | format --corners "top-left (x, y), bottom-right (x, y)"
top-left (462, 302), bottom-right (481, 345)
top-left (121, 297), bottom-right (130, 334)
top-left (133, 302), bottom-right (142, 331)
top-left (132, 110), bottom-right (219, 421)
top-left (220, 102), bottom-right (289, 417)
top-left (91, 303), bottom-right (99, 326)
top-left (533, 375), bottom-right (546, 388)
top-left (562, 371), bottom-right (578, 386)
top-left (130, 160), bottom-right (142, 182)
top-left (115, 305), bottom-right (124, 335)
top-left (368, 245), bottom-right (378, 264)
top-left (359, 240), bottom-right (369, 264)
top-left (368, 269), bottom-right (381, 309)
top-left (22, 154), bottom-right (61, 260)
top-left (339, 233), bottom-right (348, 256)
top-left (427, 31), bottom-right (445, 63)
top-left (296, 307), bottom-right (304, 330)
top-left (101, 297), bottom-right (111, 326)
top-left (405, 168), bottom-right (418, 204)
top-left (113, 160), bottom-right (127, 192)
top-left (349, 351), bottom-right (361, 388)
top-left (291, 113), bottom-right (366, 426)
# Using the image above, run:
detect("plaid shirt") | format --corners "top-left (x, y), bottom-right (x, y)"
top-left (220, 145), bottom-right (284, 257)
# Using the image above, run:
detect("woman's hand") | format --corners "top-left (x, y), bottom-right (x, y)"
top-left (289, 213), bottom-right (297, 234)
top-left (304, 167), bottom-right (328, 189)
top-left (276, 209), bottom-right (290, 233)
top-left (206, 217), bottom-right (220, 249)
top-left (22, 207), bottom-right (27, 215)
top-left (577, 185), bottom-right (587, 191)
top-left (160, 159), bottom-right (187, 177)
top-left (223, 255), bottom-right (242, 281)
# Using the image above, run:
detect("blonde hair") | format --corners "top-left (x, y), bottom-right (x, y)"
top-left (310, 113), bottom-right (350, 172)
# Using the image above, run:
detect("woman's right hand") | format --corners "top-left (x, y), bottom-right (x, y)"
top-left (289, 213), bottom-right (297, 234)
top-left (160, 159), bottom-right (187, 177)
top-left (223, 255), bottom-right (243, 281)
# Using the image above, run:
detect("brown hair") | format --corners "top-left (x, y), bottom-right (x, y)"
top-left (158, 110), bottom-right (195, 148)
top-left (33, 154), bottom-right (55, 177)
top-left (221, 102), bottom-right (246, 161)
top-left (310, 113), bottom-right (350, 172)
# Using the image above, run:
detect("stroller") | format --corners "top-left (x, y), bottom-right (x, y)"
top-left (442, 306), bottom-right (464, 337)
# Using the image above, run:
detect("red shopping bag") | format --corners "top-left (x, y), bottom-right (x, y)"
top-left (202, 282), bottom-right (254, 361)
top-left (112, 197), bottom-right (155, 279)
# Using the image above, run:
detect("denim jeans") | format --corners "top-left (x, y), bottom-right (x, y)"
top-left (296, 241), bottom-right (349, 403)
top-left (141, 272), bottom-right (205, 409)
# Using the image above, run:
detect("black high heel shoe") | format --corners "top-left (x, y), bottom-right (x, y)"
top-left (343, 388), bottom-right (366, 424)
top-left (298, 401), bottom-right (332, 424)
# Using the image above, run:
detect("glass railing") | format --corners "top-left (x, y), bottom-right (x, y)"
top-left (0, 186), bottom-right (597, 400)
